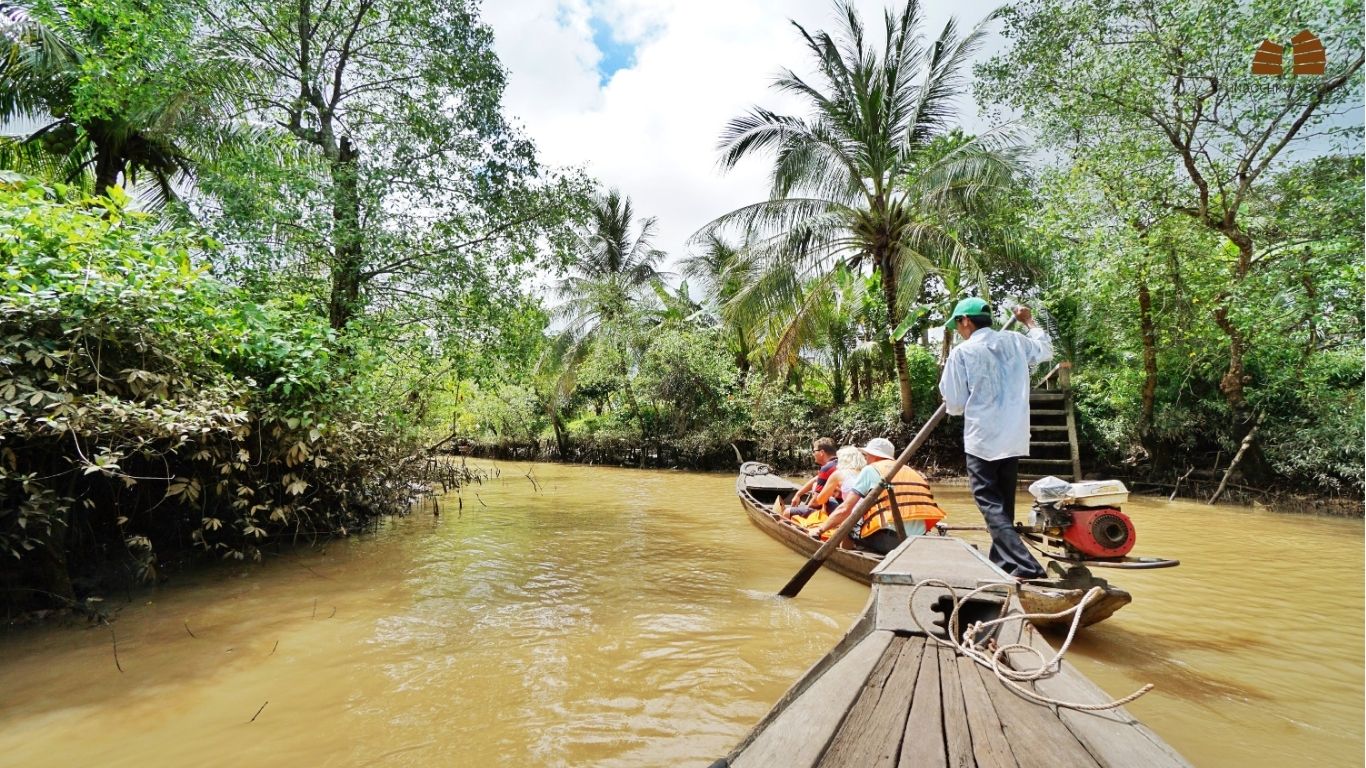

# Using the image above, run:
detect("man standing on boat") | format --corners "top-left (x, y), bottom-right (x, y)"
top-left (939, 298), bottom-right (1051, 581)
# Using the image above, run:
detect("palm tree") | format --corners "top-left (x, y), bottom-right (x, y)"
top-left (679, 233), bottom-right (759, 381)
top-left (0, 2), bottom-right (228, 202)
top-left (702, 0), bottom-right (1019, 423)
top-left (807, 266), bottom-right (864, 405)
top-left (898, 130), bottom-right (1042, 367)
top-left (543, 189), bottom-right (666, 431)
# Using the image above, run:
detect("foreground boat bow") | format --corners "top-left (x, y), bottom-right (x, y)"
top-left (710, 536), bottom-right (1190, 768)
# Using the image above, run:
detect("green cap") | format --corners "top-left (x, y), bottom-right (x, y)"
top-left (945, 297), bottom-right (990, 328)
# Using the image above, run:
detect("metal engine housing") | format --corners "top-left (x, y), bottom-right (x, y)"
top-left (1061, 507), bottom-right (1136, 558)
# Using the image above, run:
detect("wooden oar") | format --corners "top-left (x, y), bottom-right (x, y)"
top-left (777, 313), bottom-right (1023, 598)
top-left (777, 404), bottom-right (947, 598)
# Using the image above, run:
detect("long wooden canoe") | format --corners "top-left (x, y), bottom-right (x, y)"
top-left (736, 462), bottom-right (1132, 627)
top-left (709, 535), bottom-right (1190, 768)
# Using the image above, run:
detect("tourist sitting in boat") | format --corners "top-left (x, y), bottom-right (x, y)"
top-left (776, 445), bottom-right (867, 525)
top-left (775, 437), bottom-right (837, 516)
top-left (811, 438), bottom-right (945, 555)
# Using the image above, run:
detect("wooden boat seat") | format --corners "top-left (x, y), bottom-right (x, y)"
top-left (871, 536), bottom-right (1011, 636)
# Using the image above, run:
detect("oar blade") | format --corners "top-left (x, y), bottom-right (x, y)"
top-left (777, 559), bottom-right (824, 598)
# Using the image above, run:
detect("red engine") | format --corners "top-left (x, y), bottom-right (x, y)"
top-left (1061, 507), bottom-right (1136, 559)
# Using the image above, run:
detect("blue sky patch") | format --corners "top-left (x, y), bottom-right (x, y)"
top-left (589, 15), bottom-right (636, 86)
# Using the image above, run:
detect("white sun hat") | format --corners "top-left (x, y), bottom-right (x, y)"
top-left (860, 437), bottom-right (896, 461)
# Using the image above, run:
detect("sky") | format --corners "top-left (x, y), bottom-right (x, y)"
top-left (481, 0), bottom-right (1006, 272)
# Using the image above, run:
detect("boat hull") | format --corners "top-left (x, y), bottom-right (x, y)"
top-left (735, 463), bottom-right (881, 585)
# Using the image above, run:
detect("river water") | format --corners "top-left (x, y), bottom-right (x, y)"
top-left (0, 461), bottom-right (1360, 767)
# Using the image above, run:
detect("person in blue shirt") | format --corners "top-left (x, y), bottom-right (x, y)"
top-left (938, 298), bottom-right (1052, 580)
top-left (812, 438), bottom-right (944, 554)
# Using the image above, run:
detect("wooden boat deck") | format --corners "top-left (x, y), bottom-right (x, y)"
top-left (713, 536), bottom-right (1189, 768)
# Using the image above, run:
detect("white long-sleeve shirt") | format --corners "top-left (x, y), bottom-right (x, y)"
top-left (938, 326), bottom-right (1053, 461)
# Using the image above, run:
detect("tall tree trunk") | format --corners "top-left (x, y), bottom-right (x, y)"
top-left (93, 143), bottom-right (121, 196)
top-left (1213, 227), bottom-right (1274, 481)
top-left (831, 352), bottom-right (846, 406)
top-left (1137, 271), bottom-right (1158, 436)
top-left (850, 360), bottom-right (862, 401)
top-left (550, 410), bottom-right (568, 459)
top-left (1213, 228), bottom-right (1253, 413)
top-left (328, 137), bottom-right (364, 330)
top-left (878, 253), bottom-right (914, 423)
top-left (1298, 246), bottom-right (1318, 366)
top-left (614, 343), bottom-right (646, 438)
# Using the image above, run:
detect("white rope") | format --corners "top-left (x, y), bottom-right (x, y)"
top-left (908, 578), bottom-right (1154, 712)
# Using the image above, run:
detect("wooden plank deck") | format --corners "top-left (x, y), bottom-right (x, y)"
top-left (713, 536), bottom-right (1190, 768)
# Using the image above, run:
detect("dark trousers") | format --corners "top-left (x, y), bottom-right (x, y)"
top-left (965, 455), bottom-right (1046, 579)
top-left (851, 528), bottom-right (900, 556)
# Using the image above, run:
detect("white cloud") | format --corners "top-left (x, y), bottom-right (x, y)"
top-left (484, 0), bottom-right (1006, 275)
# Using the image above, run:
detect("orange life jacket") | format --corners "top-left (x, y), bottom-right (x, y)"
top-left (859, 460), bottom-right (945, 539)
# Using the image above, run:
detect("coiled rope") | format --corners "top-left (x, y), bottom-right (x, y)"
top-left (907, 578), bottom-right (1154, 712)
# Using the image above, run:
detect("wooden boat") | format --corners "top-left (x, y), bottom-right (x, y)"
top-left (736, 462), bottom-right (1131, 628)
top-left (709, 535), bottom-right (1190, 767)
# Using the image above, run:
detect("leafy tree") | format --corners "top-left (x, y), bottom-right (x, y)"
top-left (679, 233), bottom-right (758, 380)
top-left (1030, 145), bottom-right (1363, 489)
top-left (704, 0), bottom-right (1019, 422)
top-left (978, 0), bottom-right (1364, 451)
top-left (635, 327), bottom-right (742, 437)
top-left (198, 0), bottom-right (579, 330)
top-left (0, 0), bottom-right (232, 202)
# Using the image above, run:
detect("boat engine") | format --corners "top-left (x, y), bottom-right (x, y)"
top-left (1064, 507), bottom-right (1136, 558)
top-left (1022, 478), bottom-right (1179, 569)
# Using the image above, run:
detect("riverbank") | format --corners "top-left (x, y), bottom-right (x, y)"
top-left (459, 440), bottom-right (1364, 519)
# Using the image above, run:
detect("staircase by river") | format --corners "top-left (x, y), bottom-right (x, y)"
top-left (1019, 362), bottom-right (1082, 483)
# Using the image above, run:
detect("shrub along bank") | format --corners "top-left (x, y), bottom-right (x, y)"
top-left (0, 178), bottom-right (429, 616)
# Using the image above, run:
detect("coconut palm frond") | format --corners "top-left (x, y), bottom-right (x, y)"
top-left (695, 196), bottom-right (851, 248)
top-left (903, 10), bottom-right (999, 150)
top-left (0, 129), bottom-right (70, 179)
top-left (0, 3), bottom-right (78, 121)
top-left (711, 0), bottom-right (1024, 418)
top-left (764, 257), bottom-right (847, 374)
top-left (718, 108), bottom-right (813, 171)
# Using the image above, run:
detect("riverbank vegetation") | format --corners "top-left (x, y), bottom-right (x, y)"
top-left (462, 1), bottom-right (1363, 500)
top-left (0, 0), bottom-right (1361, 614)
top-left (0, 0), bottom-right (580, 614)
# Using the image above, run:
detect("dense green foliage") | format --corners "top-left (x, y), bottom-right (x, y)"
top-left (0, 177), bottom-right (430, 609)
top-left (977, 0), bottom-right (1364, 490)
top-left (0, 0), bottom-right (580, 614)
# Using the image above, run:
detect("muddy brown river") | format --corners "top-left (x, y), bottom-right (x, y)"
top-left (0, 461), bottom-right (1361, 766)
